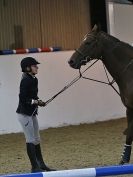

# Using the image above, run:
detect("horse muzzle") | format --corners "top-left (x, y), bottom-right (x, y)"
top-left (68, 59), bottom-right (81, 69)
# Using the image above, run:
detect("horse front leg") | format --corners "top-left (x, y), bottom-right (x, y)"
top-left (119, 108), bottom-right (133, 165)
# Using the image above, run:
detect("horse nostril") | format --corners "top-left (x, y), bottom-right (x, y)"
top-left (68, 60), bottom-right (74, 65)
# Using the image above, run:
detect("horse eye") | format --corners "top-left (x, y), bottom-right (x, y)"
top-left (85, 42), bottom-right (91, 45)
top-left (85, 39), bottom-right (95, 46)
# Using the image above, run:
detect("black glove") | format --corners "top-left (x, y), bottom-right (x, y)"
top-left (37, 100), bottom-right (46, 107)
top-left (33, 100), bottom-right (46, 107)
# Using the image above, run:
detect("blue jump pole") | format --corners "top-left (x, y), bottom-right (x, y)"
top-left (1, 165), bottom-right (133, 177)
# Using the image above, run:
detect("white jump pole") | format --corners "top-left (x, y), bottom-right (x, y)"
top-left (1, 164), bottom-right (133, 177)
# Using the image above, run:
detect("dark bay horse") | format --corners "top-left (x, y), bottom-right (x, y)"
top-left (68, 25), bottom-right (133, 165)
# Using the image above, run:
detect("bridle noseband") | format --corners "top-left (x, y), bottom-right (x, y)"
top-left (75, 49), bottom-right (92, 66)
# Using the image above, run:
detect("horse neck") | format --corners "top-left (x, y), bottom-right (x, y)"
top-left (98, 33), bottom-right (132, 83)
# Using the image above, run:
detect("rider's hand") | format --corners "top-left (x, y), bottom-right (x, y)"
top-left (32, 99), bottom-right (46, 107)
top-left (37, 100), bottom-right (46, 107)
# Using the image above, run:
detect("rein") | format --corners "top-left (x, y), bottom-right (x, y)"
top-left (31, 57), bottom-right (119, 116)
top-left (79, 63), bottom-right (119, 96)
top-left (43, 55), bottom-right (119, 109)
top-left (31, 60), bottom-right (98, 115)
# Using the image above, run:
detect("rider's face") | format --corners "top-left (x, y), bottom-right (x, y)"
top-left (30, 65), bottom-right (38, 75)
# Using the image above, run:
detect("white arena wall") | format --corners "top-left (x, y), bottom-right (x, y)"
top-left (0, 51), bottom-right (125, 134)
top-left (107, 3), bottom-right (133, 44)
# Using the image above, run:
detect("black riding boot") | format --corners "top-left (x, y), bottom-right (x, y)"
top-left (26, 143), bottom-right (43, 173)
top-left (35, 144), bottom-right (55, 171)
top-left (119, 144), bottom-right (132, 165)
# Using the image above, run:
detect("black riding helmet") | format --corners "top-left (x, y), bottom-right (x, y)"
top-left (21, 57), bottom-right (40, 72)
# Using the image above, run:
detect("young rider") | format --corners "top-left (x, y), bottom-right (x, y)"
top-left (16, 57), bottom-right (54, 173)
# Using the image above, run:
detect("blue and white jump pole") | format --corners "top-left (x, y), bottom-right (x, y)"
top-left (1, 165), bottom-right (133, 177)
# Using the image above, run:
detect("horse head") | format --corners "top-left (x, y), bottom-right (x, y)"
top-left (68, 24), bottom-right (102, 69)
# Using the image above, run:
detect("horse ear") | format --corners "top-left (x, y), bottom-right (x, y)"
top-left (92, 24), bottom-right (98, 32)
top-left (92, 24), bottom-right (101, 32)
